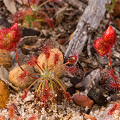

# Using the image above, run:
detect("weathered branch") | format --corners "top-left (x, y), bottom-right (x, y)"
top-left (64, 0), bottom-right (87, 9)
top-left (64, 0), bottom-right (107, 58)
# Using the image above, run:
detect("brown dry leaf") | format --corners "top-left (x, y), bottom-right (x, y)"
top-left (54, 4), bottom-right (68, 25)
top-left (35, 48), bottom-right (64, 77)
top-left (9, 64), bottom-right (36, 89)
top-left (83, 113), bottom-right (97, 120)
top-left (0, 66), bottom-right (20, 91)
top-left (3, 0), bottom-right (16, 14)
top-left (72, 93), bottom-right (94, 109)
top-left (114, 18), bottom-right (120, 29)
top-left (112, 0), bottom-right (120, 17)
top-left (57, 39), bottom-right (68, 45)
top-left (0, 80), bottom-right (10, 108)
top-left (16, 0), bottom-right (28, 4)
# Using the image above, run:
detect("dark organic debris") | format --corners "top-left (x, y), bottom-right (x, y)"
top-left (66, 86), bottom-right (76, 96)
top-left (70, 77), bottom-right (85, 91)
top-left (22, 27), bottom-right (40, 37)
top-left (87, 87), bottom-right (108, 106)
top-left (82, 69), bottom-right (100, 91)
top-left (0, 17), bottom-right (11, 28)
top-left (110, 94), bottom-right (120, 102)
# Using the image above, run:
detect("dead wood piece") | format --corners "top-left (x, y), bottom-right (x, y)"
top-left (65, 0), bottom-right (107, 59)
top-left (79, 0), bottom-right (88, 4)
top-left (0, 66), bottom-right (20, 91)
top-left (87, 34), bottom-right (92, 57)
top-left (64, 0), bottom-right (87, 10)
top-left (54, 4), bottom-right (68, 25)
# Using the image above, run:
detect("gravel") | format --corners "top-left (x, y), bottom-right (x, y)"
top-left (0, 89), bottom-right (119, 120)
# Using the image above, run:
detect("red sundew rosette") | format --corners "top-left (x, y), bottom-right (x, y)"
top-left (44, 18), bottom-right (54, 28)
top-left (103, 26), bottom-right (116, 46)
top-left (94, 38), bottom-right (110, 56)
top-left (10, 23), bottom-right (21, 43)
top-left (67, 54), bottom-right (78, 64)
top-left (94, 26), bottom-right (116, 56)
top-left (13, 10), bottom-right (25, 22)
top-left (29, 0), bottom-right (39, 5)
top-left (0, 28), bottom-right (9, 49)
top-left (0, 23), bottom-right (21, 51)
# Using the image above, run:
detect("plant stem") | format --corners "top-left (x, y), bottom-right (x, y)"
top-left (37, 0), bottom-right (51, 11)
top-left (106, 13), bottom-right (112, 27)
top-left (52, 76), bottom-right (66, 92)
top-left (50, 62), bottom-right (69, 72)
top-left (14, 47), bottom-right (24, 71)
top-left (27, 77), bottom-right (41, 90)
top-left (50, 79), bottom-right (55, 94)
top-left (36, 62), bottom-right (44, 73)
top-left (14, 47), bottom-right (38, 79)
top-left (108, 48), bottom-right (120, 91)
top-left (36, 81), bottom-right (42, 95)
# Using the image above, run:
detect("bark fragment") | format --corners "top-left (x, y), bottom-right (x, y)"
top-left (65, 0), bottom-right (107, 59)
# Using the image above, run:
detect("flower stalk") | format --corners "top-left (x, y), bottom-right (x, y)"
top-left (108, 48), bottom-right (120, 91)
top-left (94, 26), bottom-right (120, 91)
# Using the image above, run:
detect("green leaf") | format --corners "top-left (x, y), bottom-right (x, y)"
top-left (105, 4), bottom-right (113, 13)
top-left (24, 15), bottom-right (36, 27)
top-left (105, 0), bottom-right (118, 13)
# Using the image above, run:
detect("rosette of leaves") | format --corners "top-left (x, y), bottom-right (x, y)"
top-left (33, 48), bottom-right (70, 106)
top-left (21, 47), bottom-right (71, 106)
top-left (13, 0), bottom-right (56, 29)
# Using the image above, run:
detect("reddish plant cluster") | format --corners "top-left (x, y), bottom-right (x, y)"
top-left (25, 47), bottom-right (76, 106)
top-left (19, 70), bottom-right (29, 81)
top-left (27, 56), bottom-right (38, 66)
top-left (101, 69), bottom-right (120, 93)
top-left (42, 46), bottom-right (51, 59)
top-left (13, 0), bottom-right (59, 28)
top-left (28, 0), bottom-right (40, 5)
top-left (21, 88), bottom-right (28, 100)
top-left (9, 104), bottom-right (15, 120)
top-left (16, 0), bottom-right (40, 7)
top-left (94, 26), bottom-right (116, 56)
top-left (18, 47), bottom-right (79, 106)
top-left (94, 26), bottom-right (120, 91)
top-left (21, 47), bottom-right (78, 106)
top-left (0, 23), bottom-right (21, 51)
top-left (0, 103), bottom-right (37, 119)
top-left (67, 54), bottom-right (78, 64)
top-left (65, 66), bottom-right (77, 73)
top-left (108, 102), bottom-right (119, 115)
